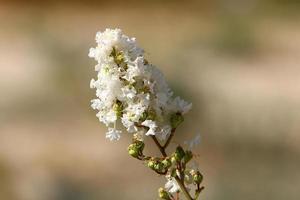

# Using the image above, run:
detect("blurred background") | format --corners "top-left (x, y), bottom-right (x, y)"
top-left (0, 0), bottom-right (300, 199)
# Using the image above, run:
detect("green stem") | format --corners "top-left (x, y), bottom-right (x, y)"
top-left (174, 176), bottom-right (193, 200)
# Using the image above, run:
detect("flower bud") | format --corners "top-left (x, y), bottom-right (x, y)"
top-left (154, 162), bottom-right (164, 172)
top-left (162, 158), bottom-right (172, 169)
top-left (115, 53), bottom-right (124, 65)
top-left (173, 146), bottom-right (185, 162)
top-left (127, 140), bottom-right (145, 159)
top-left (170, 155), bottom-right (177, 164)
top-left (183, 150), bottom-right (193, 164)
top-left (192, 171), bottom-right (203, 185)
top-left (113, 100), bottom-right (123, 118)
top-left (170, 113), bottom-right (184, 129)
top-left (158, 187), bottom-right (171, 200)
top-left (147, 160), bottom-right (155, 170)
top-left (127, 144), bottom-right (139, 158)
top-left (135, 140), bottom-right (145, 152)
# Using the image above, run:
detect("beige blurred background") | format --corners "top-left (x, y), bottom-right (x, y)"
top-left (0, 0), bottom-right (300, 199)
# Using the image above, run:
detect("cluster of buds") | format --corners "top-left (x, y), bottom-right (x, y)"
top-left (147, 157), bottom-right (172, 174)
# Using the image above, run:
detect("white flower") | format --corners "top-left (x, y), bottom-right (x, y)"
top-left (123, 57), bottom-right (145, 82)
top-left (121, 115), bottom-right (138, 133)
top-left (89, 28), bottom-right (192, 141)
top-left (184, 134), bottom-right (201, 149)
top-left (165, 175), bottom-right (180, 193)
top-left (91, 99), bottom-right (103, 110)
top-left (121, 86), bottom-right (136, 99)
top-left (141, 120), bottom-right (157, 136)
top-left (172, 97), bottom-right (192, 114)
top-left (96, 109), bottom-right (117, 126)
top-left (106, 128), bottom-right (121, 141)
top-left (90, 79), bottom-right (96, 88)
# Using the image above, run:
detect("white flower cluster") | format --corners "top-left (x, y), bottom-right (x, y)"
top-left (89, 28), bottom-right (192, 141)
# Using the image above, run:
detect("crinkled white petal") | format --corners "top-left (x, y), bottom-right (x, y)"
top-left (165, 176), bottom-right (180, 193)
top-left (106, 128), bottom-right (121, 141)
top-left (142, 120), bottom-right (157, 136)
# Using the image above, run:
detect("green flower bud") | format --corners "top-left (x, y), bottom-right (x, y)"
top-left (135, 140), bottom-right (145, 152)
top-left (183, 150), bottom-right (193, 164)
top-left (113, 100), bottom-right (123, 118)
top-left (158, 187), bottom-right (171, 200)
top-left (115, 53), bottom-right (124, 65)
top-left (154, 162), bottom-right (164, 172)
top-left (193, 171), bottom-right (203, 185)
top-left (127, 140), bottom-right (145, 159)
top-left (170, 113), bottom-right (184, 129)
top-left (173, 146), bottom-right (185, 162)
top-left (128, 144), bottom-right (139, 158)
top-left (171, 155), bottom-right (177, 164)
top-left (147, 160), bottom-right (155, 170)
top-left (162, 158), bottom-right (172, 169)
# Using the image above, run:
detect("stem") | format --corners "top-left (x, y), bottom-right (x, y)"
top-left (175, 176), bottom-right (193, 200)
top-left (163, 128), bottom-right (176, 149)
top-left (151, 135), bottom-right (167, 157)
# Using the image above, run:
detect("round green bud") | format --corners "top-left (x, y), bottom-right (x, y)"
top-left (171, 155), bottom-right (177, 164)
top-left (162, 158), bottom-right (172, 168)
top-left (147, 160), bottom-right (155, 170)
top-left (193, 171), bottom-right (203, 185)
top-left (158, 187), bottom-right (171, 200)
top-left (128, 148), bottom-right (139, 158)
top-left (170, 113), bottom-right (184, 129)
top-left (154, 162), bottom-right (164, 172)
top-left (115, 54), bottom-right (124, 65)
top-left (127, 144), bottom-right (139, 158)
top-left (135, 140), bottom-right (145, 152)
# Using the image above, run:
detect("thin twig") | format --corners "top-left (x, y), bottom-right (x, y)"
top-left (163, 128), bottom-right (176, 148)
top-left (176, 191), bottom-right (180, 200)
top-left (174, 176), bottom-right (193, 200)
top-left (151, 135), bottom-right (167, 157)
